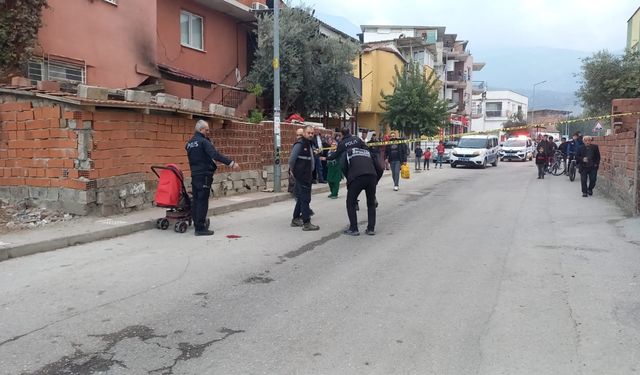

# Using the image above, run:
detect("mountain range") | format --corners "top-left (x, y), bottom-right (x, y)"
top-left (472, 47), bottom-right (595, 114)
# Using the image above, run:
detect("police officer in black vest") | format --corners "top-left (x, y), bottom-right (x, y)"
top-left (342, 140), bottom-right (384, 236)
top-left (186, 120), bottom-right (240, 236)
top-left (289, 125), bottom-right (320, 231)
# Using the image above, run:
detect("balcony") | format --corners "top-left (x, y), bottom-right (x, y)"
top-left (472, 81), bottom-right (486, 95)
top-left (485, 110), bottom-right (509, 118)
top-left (448, 50), bottom-right (470, 61)
top-left (446, 72), bottom-right (467, 89)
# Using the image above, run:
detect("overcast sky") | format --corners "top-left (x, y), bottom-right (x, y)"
top-left (308, 0), bottom-right (638, 52)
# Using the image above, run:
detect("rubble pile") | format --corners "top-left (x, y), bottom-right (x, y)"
top-left (0, 199), bottom-right (74, 233)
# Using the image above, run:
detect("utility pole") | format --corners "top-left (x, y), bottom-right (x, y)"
top-left (531, 80), bottom-right (547, 138)
top-left (272, 0), bottom-right (281, 192)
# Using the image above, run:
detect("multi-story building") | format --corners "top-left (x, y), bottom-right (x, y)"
top-left (361, 24), bottom-right (484, 136)
top-left (471, 90), bottom-right (529, 133)
top-left (628, 6), bottom-right (640, 52)
top-left (28, 0), bottom-right (268, 116)
top-left (353, 42), bottom-right (407, 134)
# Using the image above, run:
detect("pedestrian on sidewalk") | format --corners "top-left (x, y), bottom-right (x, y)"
top-left (414, 143), bottom-right (423, 171)
top-left (186, 120), bottom-right (240, 236)
top-left (576, 135), bottom-right (601, 197)
top-left (436, 141), bottom-right (445, 168)
top-left (385, 131), bottom-right (407, 191)
top-left (288, 128), bottom-right (304, 194)
top-left (312, 128), bottom-right (326, 184)
top-left (289, 125), bottom-right (320, 231)
top-left (326, 138), bottom-right (342, 199)
top-left (343, 139), bottom-right (384, 236)
top-left (423, 147), bottom-right (432, 170)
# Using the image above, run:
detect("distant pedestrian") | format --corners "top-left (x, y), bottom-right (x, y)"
top-left (423, 147), bottom-right (432, 170)
top-left (326, 138), bottom-right (342, 199)
top-left (435, 141), bottom-right (446, 168)
top-left (289, 125), bottom-right (319, 231)
top-left (414, 143), bottom-right (423, 171)
top-left (186, 120), bottom-right (240, 236)
top-left (576, 135), bottom-right (601, 197)
top-left (535, 143), bottom-right (547, 179)
top-left (385, 131), bottom-right (408, 191)
top-left (312, 128), bottom-right (326, 184)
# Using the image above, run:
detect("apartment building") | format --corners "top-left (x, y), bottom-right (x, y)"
top-left (471, 90), bottom-right (529, 132)
top-left (361, 24), bottom-right (484, 135)
top-left (29, 0), bottom-right (269, 115)
top-left (628, 6), bottom-right (640, 52)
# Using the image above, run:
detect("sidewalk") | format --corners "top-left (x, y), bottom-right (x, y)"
top-left (0, 183), bottom-right (334, 262)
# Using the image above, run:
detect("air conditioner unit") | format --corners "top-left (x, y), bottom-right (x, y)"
top-left (251, 2), bottom-right (268, 10)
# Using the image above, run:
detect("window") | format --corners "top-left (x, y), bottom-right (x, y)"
top-left (27, 58), bottom-right (86, 84)
top-left (485, 102), bottom-right (503, 117)
top-left (180, 10), bottom-right (204, 50)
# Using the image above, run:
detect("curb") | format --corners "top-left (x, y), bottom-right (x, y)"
top-left (0, 184), bottom-right (331, 262)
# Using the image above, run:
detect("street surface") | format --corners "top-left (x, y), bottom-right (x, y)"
top-left (1, 161), bottom-right (640, 374)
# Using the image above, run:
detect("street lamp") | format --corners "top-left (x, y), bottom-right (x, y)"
top-left (531, 80), bottom-right (547, 137)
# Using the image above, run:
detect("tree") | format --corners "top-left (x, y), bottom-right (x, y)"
top-left (380, 62), bottom-right (449, 137)
top-left (576, 49), bottom-right (640, 116)
top-left (247, 6), bottom-right (358, 118)
top-left (0, 0), bottom-right (49, 81)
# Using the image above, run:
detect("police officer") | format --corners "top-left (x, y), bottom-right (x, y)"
top-left (342, 140), bottom-right (384, 236)
top-left (289, 125), bottom-right (319, 231)
top-left (327, 127), bottom-right (368, 163)
top-left (186, 120), bottom-right (240, 236)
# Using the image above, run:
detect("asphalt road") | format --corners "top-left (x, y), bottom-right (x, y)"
top-left (1, 161), bottom-right (639, 375)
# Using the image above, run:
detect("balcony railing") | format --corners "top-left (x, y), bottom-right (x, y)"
top-left (485, 110), bottom-right (509, 118)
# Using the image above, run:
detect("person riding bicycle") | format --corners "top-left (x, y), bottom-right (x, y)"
top-left (566, 133), bottom-right (582, 162)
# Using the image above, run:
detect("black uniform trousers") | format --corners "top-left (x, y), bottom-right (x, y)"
top-left (346, 174), bottom-right (377, 232)
top-left (191, 174), bottom-right (213, 231)
top-left (293, 178), bottom-right (312, 223)
top-left (580, 167), bottom-right (598, 194)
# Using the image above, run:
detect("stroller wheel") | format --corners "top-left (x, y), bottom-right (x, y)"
top-left (159, 218), bottom-right (170, 230)
top-left (175, 221), bottom-right (188, 233)
top-left (156, 218), bottom-right (163, 229)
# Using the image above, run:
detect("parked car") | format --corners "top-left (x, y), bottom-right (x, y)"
top-left (428, 141), bottom-right (457, 164)
top-left (450, 135), bottom-right (500, 168)
top-left (499, 137), bottom-right (534, 162)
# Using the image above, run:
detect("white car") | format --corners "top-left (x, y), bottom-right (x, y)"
top-left (450, 135), bottom-right (500, 168)
top-left (500, 137), bottom-right (534, 162)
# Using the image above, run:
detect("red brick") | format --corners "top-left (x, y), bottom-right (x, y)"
top-left (0, 111), bottom-right (16, 121)
top-left (0, 102), bottom-right (31, 112)
top-left (16, 111), bottom-right (34, 121)
top-left (25, 177), bottom-right (51, 187)
top-left (0, 177), bottom-right (25, 185)
top-left (25, 119), bottom-right (50, 130)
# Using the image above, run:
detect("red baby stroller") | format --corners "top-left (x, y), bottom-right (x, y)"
top-left (151, 164), bottom-right (209, 233)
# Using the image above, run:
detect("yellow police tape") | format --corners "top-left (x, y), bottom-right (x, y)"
top-left (317, 111), bottom-right (640, 151)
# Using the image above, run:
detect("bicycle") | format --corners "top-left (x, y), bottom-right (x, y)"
top-left (566, 155), bottom-right (577, 181)
top-left (548, 151), bottom-right (566, 176)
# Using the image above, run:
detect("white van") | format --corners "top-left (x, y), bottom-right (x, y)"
top-left (450, 135), bottom-right (500, 168)
top-left (499, 137), bottom-right (534, 162)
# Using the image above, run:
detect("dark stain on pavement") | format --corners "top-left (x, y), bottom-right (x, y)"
top-left (24, 351), bottom-right (128, 375)
top-left (244, 275), bottom-right (274, 284)
top-left (282, 231), bottom-right (342, 259)
top-left (25, 326), bottom-right (244, 375)
top-left (148, 328), bottom-right (244, 375)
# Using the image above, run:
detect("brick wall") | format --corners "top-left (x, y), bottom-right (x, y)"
top-left (0, 95), bottom-right (329, 215)
top-left (612, 98), bottom-right (640, 134)
top-left (593, 129), bottom-right (639, 215)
